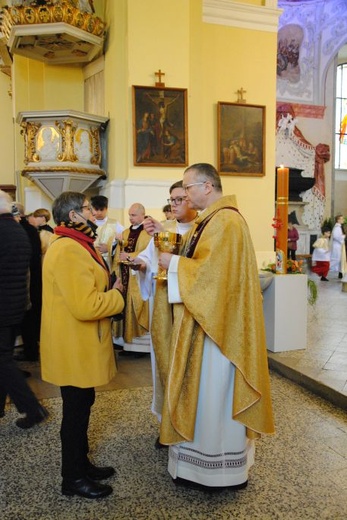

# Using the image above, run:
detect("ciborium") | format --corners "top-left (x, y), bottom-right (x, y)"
top-left (153, 231), bottom-right (182, 280)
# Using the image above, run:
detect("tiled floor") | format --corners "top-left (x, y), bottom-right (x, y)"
top-left (3, 274), bottom-right (347, 519)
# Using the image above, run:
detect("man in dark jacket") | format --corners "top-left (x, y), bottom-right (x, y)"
top-left (0, 190), bottom-right (48, 428)
top-left (15, 202), bottom-right (42, 361)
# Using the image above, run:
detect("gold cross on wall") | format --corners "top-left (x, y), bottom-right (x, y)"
top-left (236, 87), bottom-right (247, 103)
top-left (155, 69), bottom-right (165, 87)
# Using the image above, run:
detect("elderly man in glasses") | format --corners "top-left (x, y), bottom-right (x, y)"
top-left (154, 163), bottom-right (275, 491)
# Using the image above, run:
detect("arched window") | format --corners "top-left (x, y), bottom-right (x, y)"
top-left (335, 63), bottom-right (347, 169)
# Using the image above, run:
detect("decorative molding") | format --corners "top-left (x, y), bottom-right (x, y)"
top-left (0, 3), bottom-right (106, 65)
top-left (17, 110), bottom-right (109, 199)
top-left (203, 0), bottom-right (282, 33)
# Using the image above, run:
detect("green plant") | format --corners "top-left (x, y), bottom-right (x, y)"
top-left (321, 217), bottom-right (334, 232)
top-left (261, 260), bottom-right (318, 306)
top-left (307, 278), bottom-right (318, 306)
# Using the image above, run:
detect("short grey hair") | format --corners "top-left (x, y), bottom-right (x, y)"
top-left (0, 190), bottom-right (13, 214)
top-left (52, 191), bottom-right (86, 224)
top-left (184, 163), bottom-right (223, 192)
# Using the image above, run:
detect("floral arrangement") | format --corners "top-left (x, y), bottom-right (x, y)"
top-left (261, 259), bottom-right (318, 306)
top-left (261, 259), bottom-right (303, 274)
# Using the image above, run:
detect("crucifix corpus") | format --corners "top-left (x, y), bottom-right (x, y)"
top-left (236, 87), bottom-right (247, 103)
top-left (155, 69), bottom-right (165, 87)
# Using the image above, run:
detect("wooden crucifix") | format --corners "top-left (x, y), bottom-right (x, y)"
top-left (236, 87), bottom-right (247, 103)
top-left (155, 69), bottom-right (165, 87)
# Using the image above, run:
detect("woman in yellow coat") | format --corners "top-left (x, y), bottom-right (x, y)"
top-left (40, 191), bottom-right (124, 500)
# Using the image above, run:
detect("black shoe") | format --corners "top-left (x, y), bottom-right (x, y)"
top-left (20, 370), bottom-right (31, 378)
top-left (320, 276), bottom-right (329, 281)
top-left (154, 436), bottom-right (167, 449)
top-left (86, 463), bottom-right (115, 481)
top-left (16, 405), bottom-right (49, 429)
top-left (62, 477), bottom-right (113, 498)
top-left (339, 272), bottom-right (343, 279)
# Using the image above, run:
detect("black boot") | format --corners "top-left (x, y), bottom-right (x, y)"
top-left (62, 477), bottom-right (113, 498)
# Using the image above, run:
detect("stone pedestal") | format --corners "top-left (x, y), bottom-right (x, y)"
top-left (263, 274), bottom-right (307, 352)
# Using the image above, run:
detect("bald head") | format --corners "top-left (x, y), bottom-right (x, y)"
top-left (128, 203), bottom-right (146, 226)
top-left (0, 190), bottom-right (13, 214)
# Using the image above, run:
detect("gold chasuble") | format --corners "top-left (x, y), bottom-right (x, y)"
top-left (112, 228), bottom-right (151, 342)
top-left (155, 195), bottom-right (275, 445)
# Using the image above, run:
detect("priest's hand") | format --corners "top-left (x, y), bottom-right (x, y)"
top-left (159, 252), bottom-right (173, 270)
top-left (130, 257), bottom-right (146, 272)
top-left (143, 216), bottom-right (163, 236)
top-left (119, 251), bottom-right (129, 261)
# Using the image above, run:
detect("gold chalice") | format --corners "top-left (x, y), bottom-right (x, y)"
top-left (118, 238), bottom-right (132, 264)
top-left (153, 231), bottom-right (182, 280)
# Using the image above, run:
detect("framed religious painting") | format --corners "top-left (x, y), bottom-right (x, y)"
top-left (132, 85), bottom-right (188, 167)
top-left (217, 102), bottom-right (266, 176)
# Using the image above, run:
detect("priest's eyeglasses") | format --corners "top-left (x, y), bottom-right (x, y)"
top-left (167, 197), bottom-right (186, 206)
top-left (183, 181), bottom-right (207, 191)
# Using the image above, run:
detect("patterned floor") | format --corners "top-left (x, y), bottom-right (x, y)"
top-left (1, 375), bottom-right (347, 520)
top-left (2, 269), bottom-right (347, 518)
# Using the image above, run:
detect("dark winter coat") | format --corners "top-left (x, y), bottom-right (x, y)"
top-left (0, 213), bottom-right (32, 327)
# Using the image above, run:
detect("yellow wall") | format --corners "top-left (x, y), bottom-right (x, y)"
top-left (4, 0), bottom-right (278, 256)
top-left (12, 56), bottom-right (84, 199)
top-left (105, 0), bottom-right (277, 253)
top-left (0, 72), bottom-right (15, 185)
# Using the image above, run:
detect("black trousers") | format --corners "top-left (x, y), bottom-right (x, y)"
top-left (288, 248), bottom-right (296, 261)
top-left (21, 306), bottom-right (40, 361)
top-left (0, 326), bottom-right (40, 415)
top-left (60, 386), bottom-right (95, 480)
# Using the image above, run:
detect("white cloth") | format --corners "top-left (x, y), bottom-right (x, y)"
top-left (136, 220), bottom-right (195, 421)
top-left (166, 258), bottom-right (254, 487)
top-left (330, 223), bottom-right (345, 272)
top-left (94, 217), bottom-right (124, 268)
top-left (312, 237), bottom-right (330, 263)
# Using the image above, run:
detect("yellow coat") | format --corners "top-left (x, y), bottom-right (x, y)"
top-left (40, 235), bottom-right (124, 388)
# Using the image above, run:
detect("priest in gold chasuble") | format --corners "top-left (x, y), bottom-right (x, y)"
top-left (154, 163), bottom-right (275, 490)
top-left (112, 203), bottom-right (151, 352)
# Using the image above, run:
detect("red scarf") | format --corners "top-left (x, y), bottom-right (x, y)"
top-left (55, 224), bottom-right (109, 275)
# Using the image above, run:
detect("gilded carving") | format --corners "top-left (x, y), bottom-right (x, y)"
top-left (90, 126), bottom-right (101, 165)
top-left (56, 119), bottom-right (78, 162)
top-left (20, 121), bottom-right (41, 164)
top-left (22, 7), bottom-right (36, 24)
top-left (2, 3), bottom-right (105, 38)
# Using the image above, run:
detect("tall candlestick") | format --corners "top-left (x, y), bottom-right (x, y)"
top-left (276, 166), bottom-right (289, 274)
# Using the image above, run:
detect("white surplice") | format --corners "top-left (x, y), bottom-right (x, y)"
top-left (166, 256), bottom-right (255, 487)
top-left (136, 220), bottom-right (194, 421)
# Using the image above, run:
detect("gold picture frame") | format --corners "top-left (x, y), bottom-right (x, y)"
top-left (132, 85), bottom-right (188, 167)
top-left (217, 102), bottom-right (265, 176)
